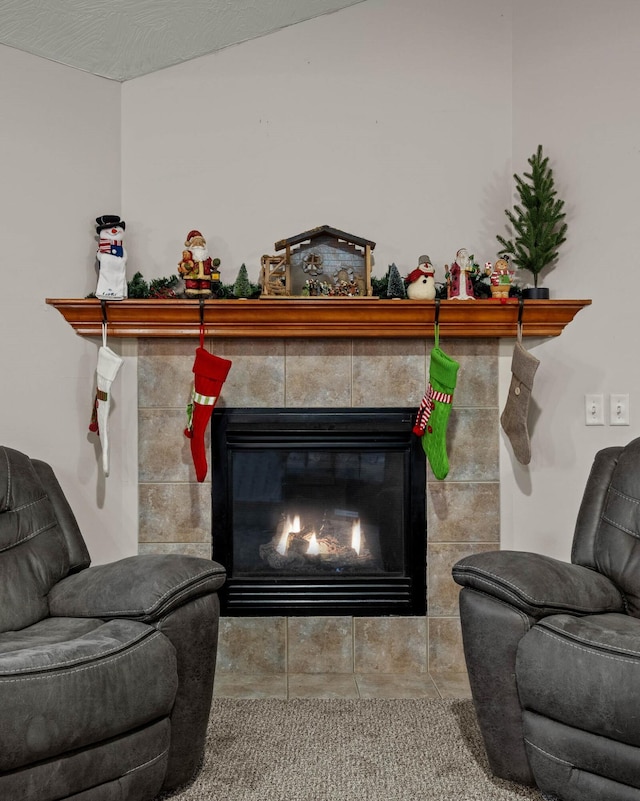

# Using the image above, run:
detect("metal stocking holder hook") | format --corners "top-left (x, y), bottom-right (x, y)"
top-left (198, 297), bottom-right (206, 348)
top-left (100, 300), bottom-right (109, 347)
top-left (517, 296), bottom-right (525, 340)
top-left (433, 298), bottom-right (441, 344)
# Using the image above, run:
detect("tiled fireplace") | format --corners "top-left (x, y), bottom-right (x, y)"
top-left (137, 336), bottom-right (499, 677)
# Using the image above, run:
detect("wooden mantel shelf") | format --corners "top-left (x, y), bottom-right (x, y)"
top-left (46, 297), bottom-right (591, 339)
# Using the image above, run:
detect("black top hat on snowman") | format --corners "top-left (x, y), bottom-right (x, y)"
top-left (95, 215), bottom-right (126, 234)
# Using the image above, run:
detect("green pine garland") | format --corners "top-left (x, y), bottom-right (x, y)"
top-left (497, 145), bottom-right (568, 288)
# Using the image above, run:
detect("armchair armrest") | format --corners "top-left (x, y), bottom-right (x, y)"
top-left (48, 554), bottom-right (226, 623)
top-left (452, 550), bottom-right (624, 620)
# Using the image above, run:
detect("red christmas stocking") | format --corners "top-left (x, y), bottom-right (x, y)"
top-left (184, 346), bottom-right (232, 482)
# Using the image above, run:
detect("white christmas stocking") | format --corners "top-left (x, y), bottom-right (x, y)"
top-left (89, 345), bottom-right (124, 476)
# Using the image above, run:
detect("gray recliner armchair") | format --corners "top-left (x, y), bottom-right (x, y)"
top-left (453, 438), bottom-right (640, 801)
top-left (0, 445), bottom-right (226, 801)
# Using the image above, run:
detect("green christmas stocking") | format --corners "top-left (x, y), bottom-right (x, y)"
top-left (414, 342), bottom-right (460, 480)
top-left (500, 338), bottom-right (540, 465)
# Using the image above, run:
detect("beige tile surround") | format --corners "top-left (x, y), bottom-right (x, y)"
top-left (138, 336), bottom-right (499, 676)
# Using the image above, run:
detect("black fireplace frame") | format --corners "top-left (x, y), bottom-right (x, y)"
top-left (211, 407), bottom-right (426, 616)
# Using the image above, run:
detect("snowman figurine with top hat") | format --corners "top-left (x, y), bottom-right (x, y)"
top-left (95, 215), bottom-right (128, 300)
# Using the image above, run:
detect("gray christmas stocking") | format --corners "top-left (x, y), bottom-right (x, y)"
top-left (500, 337), bottom-right (539, 465)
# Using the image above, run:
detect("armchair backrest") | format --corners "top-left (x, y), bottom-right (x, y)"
top-left (0, 446), bottom-right (90, 633)
top-left (572, 438), bottom-right (640, 616)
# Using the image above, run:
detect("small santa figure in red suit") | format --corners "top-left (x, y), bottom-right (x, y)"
top-left (178, 230), bottom-right (221, 297)
top-left (405, 254), bottom-right (436, 299)
top-left (446, 247), bottom-right (476, 300)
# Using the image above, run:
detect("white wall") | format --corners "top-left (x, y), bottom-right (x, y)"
top-left (6, 0), bottom-right (639, 565)
top-left (501, 0), bottom-right (640, 558)
top-left (0, 45), bottom-right (138, 564)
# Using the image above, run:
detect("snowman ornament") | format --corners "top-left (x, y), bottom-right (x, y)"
top-left (405, 254), bottom-right (436, 300)
top-left (95, 215), bottom-right (128, 300)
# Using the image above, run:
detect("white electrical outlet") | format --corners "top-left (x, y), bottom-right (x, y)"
top-left (610, 394), bottom-right (630, 426)
top-left (585, 394), bottom-right (605, 426)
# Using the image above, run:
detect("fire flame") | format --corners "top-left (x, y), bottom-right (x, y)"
top-left (275, 514), bottom-right (362, 558)
top-left (351, 519), bottom-right (361, 555)
top-left (276, 514), bottom-right (301, 555)
top-left (276, 531), bottom-right (288, 555)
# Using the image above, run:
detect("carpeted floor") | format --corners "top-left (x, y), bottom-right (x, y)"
top-left (157, 698), bottom-right (555, 801)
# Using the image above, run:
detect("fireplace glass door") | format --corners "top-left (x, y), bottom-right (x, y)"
top-left (212, 408), bottom-right (426, 615)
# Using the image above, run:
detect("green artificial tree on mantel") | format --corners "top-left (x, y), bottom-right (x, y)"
top-left (233, 263), bottom-right (253, 298)
top-left (386, 263), bottom-right (407, 299)
top-left (497, 144), bottom-right (568, 299)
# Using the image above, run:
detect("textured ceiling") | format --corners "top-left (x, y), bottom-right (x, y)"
top-left (0, 0), bottom-right (365, 81)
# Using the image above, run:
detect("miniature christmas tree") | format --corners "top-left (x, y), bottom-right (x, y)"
top-left (497, 145), bottom-right (568, 290)
top-left (233, 263), bottom-right (252, 298)
top-left (386, 263), bottom-right (406, 299)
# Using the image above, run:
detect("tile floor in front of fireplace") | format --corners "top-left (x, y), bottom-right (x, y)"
top-left (214, 671), bottom-right (471, 700)
top-left (211, 616), bottom-right (472, 700)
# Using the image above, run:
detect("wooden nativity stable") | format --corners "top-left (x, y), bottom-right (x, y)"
top-left (260, 225), bottom-right (375, 297)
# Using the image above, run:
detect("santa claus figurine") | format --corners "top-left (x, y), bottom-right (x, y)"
top-left (405, 255), bottom-right (436, 300)
top-left (178, 230), bottom-right (221, 297)
top-left (95, 215), bottom-right (128, 300)
top-left (446, 247), bottom-right (476, 300)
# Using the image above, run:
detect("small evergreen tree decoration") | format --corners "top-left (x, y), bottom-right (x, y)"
top-left (233, 263), bottom-right (252, 298)
top-left (497, 145), bottom-right (568, 291)
top-left (386, 263), bottom-right (406, 299)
